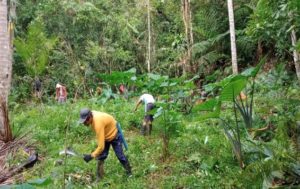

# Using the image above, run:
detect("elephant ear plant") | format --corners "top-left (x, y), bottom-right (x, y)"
top-left (151, 76), bottom-right (190, 161)
top-left (193, 57), bottom-right (266, 168)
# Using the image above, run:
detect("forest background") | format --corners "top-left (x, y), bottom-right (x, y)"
top-left (0, 0), bottom-right (299, 188)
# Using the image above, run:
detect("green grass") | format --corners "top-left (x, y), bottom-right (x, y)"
top-left (6, 78), bottom-right (300, 188)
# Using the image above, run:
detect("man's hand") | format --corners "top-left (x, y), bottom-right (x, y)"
top-left (83, 154), bottom-right (93, 163)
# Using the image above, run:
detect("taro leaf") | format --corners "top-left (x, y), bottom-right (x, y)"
top-left (148, 73), bottom-right (168, 80)
top-left (98, 69), bottom-right (135, 85)
top-left (169, 82), bottom-right (177, 87)
top-left (204, 74), bottom-right (244, 91)
top-left (131, 76), bottom-right (137, 81)
top-left (160, 82), bottom-right (169, 87)
top-left (203, 83), bottom-right (215, 93)
top-left (215, 74), bottom-right (236, 88)
top-left (125, 67), bottom-right (136, 74)
top-left (220, 77), bottom-right (247, 101)
top-left (229, 75), bottom-right (247, 82)
top-left (27, 178), bottom-right (52, 186)
top-left (159, 82), bottom-right (177, 87)
top-left (194, 101), bottom-right (221, 121)
top-left (193, 99), bottom-right (219, 112)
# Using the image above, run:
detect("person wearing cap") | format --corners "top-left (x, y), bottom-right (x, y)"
top-left (133, 93), bottom-right (155, 135)
top-left (55, 83), bottom-right (67, 103)
top-left (78, 108), bottom-right (132, 181)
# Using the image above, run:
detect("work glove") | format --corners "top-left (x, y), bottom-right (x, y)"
top-left (83, 154), bottom-right (93, 163)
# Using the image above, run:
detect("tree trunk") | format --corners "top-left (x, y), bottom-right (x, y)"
top-left (291, 28), bottom-right (300, 83)
top-left (227, 0), bottom-right (238, 74)
top-left (181, 0), bottom-right (194, 74)
top-left (8, 0), bottom-right (16, 49)
top-left (181, 0), bottom-right (188, 75)
top-left (0, 0), bottom-right (13, 142)
top-left (188, 0), bottom-right (194, 72)
top-left (147, 0), bottom-right (151, 73)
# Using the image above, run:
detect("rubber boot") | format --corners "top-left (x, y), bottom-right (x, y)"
top-left (122, 161), bottom-right (132, 177)
top-left (149, 123), bottom-right (152, 135)
top-left (96, 160), bottom-right (104, 182)
top-left (140, 122), bottom-right (146, 135)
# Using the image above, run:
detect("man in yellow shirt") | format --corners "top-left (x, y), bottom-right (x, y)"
top-left (78, 108), bottom-right (131, 181)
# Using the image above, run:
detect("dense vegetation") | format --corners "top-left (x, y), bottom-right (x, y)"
top-left (1, 0), bottom-right (300, 188)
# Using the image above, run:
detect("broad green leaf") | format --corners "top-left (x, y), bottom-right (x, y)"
top-left (147, 73), bottom-right (168, 80)
top-left (195, 111), bottom-right (220, 121)
top-left (160, 82), bottom-right (169, 87)
top-left (208, 74), bottom-right (244, 90)
top-left (98, 71), bottom-right (135, 85)
top-left (220, 78), bottom-right (247, 101)
top-left (193, 99), bottom-right (219, 112)
top-left (169, 82), bottom-right (177, 86)
top-left (131, 76), bottom-right (137, 81)
top-left (125, 68), bottom-right (137, 74)
top-left (194, 100), bottom-right (221, 121)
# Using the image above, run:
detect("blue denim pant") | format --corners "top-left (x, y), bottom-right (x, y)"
top-left (144, 103), bottom-right (155, 122)
top-left (96, 132), bottom-right (128, 165)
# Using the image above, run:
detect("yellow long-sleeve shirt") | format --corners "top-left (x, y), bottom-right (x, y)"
top-left (90, 111), bottom-right (118, 158)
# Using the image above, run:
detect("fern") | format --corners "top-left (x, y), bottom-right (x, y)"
top-left (14, 22), bottom-right (57, 77)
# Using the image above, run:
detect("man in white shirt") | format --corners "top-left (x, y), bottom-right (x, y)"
top-left (133, 93), bottom-right (155, 135)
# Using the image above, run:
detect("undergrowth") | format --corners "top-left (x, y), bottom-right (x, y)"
top-left (4, 69), bottom-right (300, 188)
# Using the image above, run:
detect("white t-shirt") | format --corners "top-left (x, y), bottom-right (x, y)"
top-left (139, 94), bottom-right (155, 112)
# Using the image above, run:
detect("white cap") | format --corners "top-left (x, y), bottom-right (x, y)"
top-left (56, 83), bottom-right (62, 88)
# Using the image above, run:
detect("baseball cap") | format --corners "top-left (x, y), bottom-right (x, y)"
top-left (78, 108), bottom-right (91, 124)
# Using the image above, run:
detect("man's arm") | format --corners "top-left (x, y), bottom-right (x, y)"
top-left (91, 126), bottom-right (105, 158)
top-left (134, 100), bottom-right (142, 111)
top-left (55, 88), bottom-right (59, 100)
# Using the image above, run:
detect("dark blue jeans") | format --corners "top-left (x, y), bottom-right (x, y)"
top-left (144, 103), bottom-right (155, 122)
top-left (96, 132), bottom-right (128, 165)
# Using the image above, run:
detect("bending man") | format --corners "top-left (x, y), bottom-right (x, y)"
top-left (134, 93), bottom-right (155, 135)
top-left (78, 108), bottom-right (132, 181)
